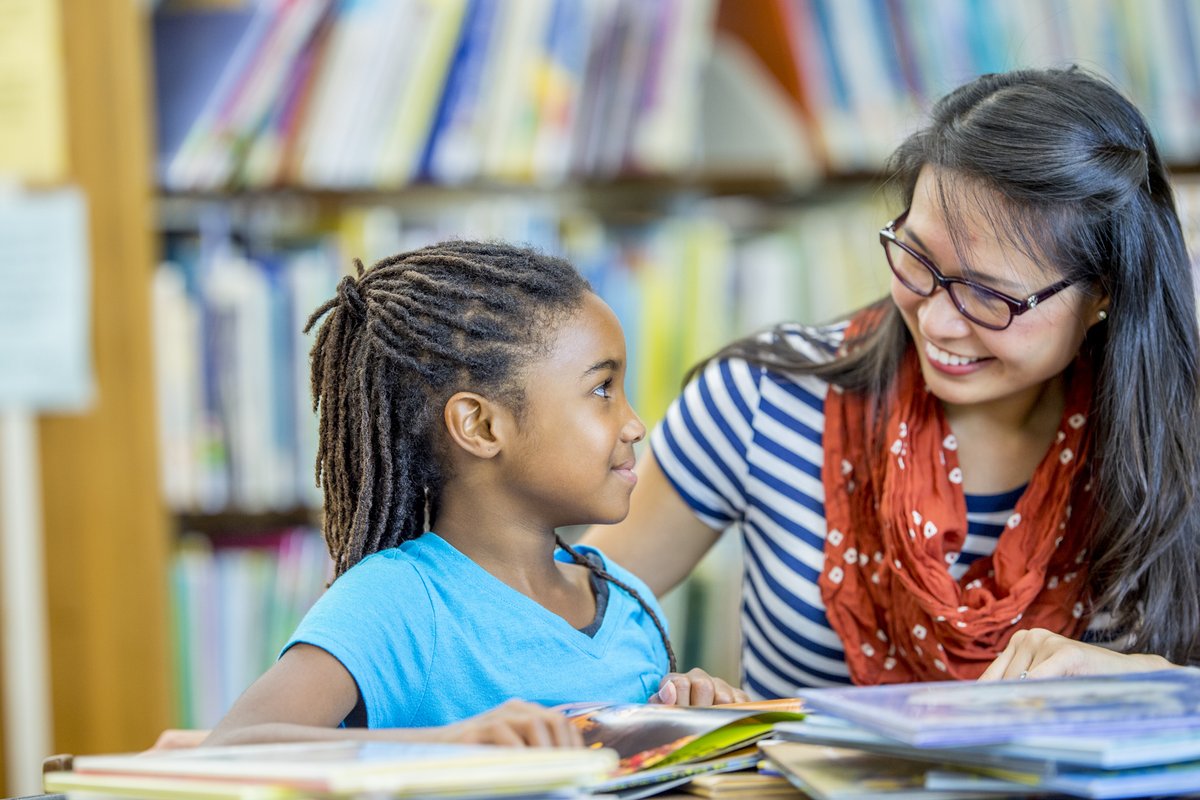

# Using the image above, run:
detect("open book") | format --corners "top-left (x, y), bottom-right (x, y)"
top-left (44, 740), bottom-right (616, 800)
top-left (563, 698), bottom-right (805, 798)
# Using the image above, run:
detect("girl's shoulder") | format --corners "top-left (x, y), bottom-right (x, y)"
top-left (340, 534), bottom-right (451, 585)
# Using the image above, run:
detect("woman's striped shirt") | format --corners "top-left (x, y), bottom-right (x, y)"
top-left (649, 327), bottom-right (1027, 697)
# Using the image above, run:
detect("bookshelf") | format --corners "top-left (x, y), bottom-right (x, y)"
top-left (146, 0), bottom-right (1200, 729)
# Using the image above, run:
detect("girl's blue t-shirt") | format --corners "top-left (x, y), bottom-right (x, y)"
top-left (285, 532), bottom-right (670, 728)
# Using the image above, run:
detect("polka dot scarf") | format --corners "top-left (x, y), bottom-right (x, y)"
top-left (820, 319), bottom-right (1092, 684)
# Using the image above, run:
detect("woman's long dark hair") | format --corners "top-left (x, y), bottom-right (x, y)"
top-left (699, 67), bottom-right (1200, 664)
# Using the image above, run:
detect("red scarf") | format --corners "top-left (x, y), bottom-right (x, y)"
top-left (819, 313), bottom-right (1092, 683)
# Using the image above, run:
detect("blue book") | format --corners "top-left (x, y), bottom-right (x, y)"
top-left (421, 0), bottom-right (500, 184)
top-left (778, 715), bottom-right (1200, 772)
top-left (797, 668), bottom-right (1200, 748)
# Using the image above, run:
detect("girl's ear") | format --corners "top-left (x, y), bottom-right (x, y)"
top-left (442, 392), bottom-right (508, 459)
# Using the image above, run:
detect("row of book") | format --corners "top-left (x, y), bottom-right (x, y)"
top-left (151, 192), bottom-right (890, 513)
top-left (45, 670), bottom-right (1200, 799)
top-left (759, 0), bottom-right (1200, 172)
top-left (152, 174), bottom-right (1200, 515)
top-left (151, 0), bottom-right (1200, 191)
top-left (153, 0), bottom-right (728, 189)
top-left (170, 527), bottom-right (331, 729)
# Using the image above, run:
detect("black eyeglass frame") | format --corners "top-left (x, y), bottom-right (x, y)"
top-left (879, 209), bottom-right (1075, 331)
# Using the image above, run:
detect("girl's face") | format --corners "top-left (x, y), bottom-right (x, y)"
top-left (501, 292), bottom-right (646, 528)
top-left (891, 168), bottom-right (1108, 416)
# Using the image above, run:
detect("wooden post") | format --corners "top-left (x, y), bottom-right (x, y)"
top-left (37, 0), bottom-right (172, 761)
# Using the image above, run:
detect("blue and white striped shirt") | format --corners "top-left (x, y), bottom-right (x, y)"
top-left (650, 326), bottom-right (1026, 697)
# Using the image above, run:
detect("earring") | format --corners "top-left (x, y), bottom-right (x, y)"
top-left (1097, 310), bottom-right (1108, 321)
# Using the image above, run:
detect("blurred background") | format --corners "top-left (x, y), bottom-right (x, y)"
top-left (2, 0), bottom-right (1199, 794)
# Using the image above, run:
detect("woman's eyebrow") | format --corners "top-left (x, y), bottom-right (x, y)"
top-left (904, 228), bottom-right (1026, 293)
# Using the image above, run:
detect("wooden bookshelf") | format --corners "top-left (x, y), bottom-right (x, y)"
top-left (37, 0), bottom-right (171, 759)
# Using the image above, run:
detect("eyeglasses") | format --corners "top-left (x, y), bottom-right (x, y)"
top-left (879, 210), bottom-right (1074, 331)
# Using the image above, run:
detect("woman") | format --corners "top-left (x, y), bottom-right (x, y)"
top-left (584, 67), bottom-right (1199, 695)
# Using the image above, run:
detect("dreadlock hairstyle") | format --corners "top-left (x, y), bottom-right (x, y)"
top-left (690, 67), bottom-right (1200, 664)
top-left (304, 240), bottom-right (676, 671)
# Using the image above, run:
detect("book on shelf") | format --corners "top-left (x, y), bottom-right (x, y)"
top-left (561, 697), bottom-right (805, 798)
top-left (795, 667), bottom-right (1200, 748)
top-left (44, 739), bottom-right (615, 800)
top-left (171, 528), bottom-right (330, 730)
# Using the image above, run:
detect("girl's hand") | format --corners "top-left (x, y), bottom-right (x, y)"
top-left (979, 627), bottom-right (1176, 681)
top-left (651, 668), bottom-right (749, 706)
top-left (432, 699), bottom-right (583, 747)
top-left (150, 729), bottom-right (210, 750)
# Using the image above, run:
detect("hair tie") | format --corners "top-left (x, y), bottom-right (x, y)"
top-left (337, 275), bottom-right (367, 321)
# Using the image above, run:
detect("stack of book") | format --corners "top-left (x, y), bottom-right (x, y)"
top-left (45, 740), bottom-right (616, 800)
top-left (763, 668), bottom-right (1200, 799)
top-left (44, 701), bottom-right (805, 800)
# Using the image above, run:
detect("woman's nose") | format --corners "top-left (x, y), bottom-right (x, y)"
top-left (917, 286), bottom-right (972, 338)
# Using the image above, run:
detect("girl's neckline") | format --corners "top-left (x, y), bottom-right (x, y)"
top-left (415, 532), bottom-right (616, 643)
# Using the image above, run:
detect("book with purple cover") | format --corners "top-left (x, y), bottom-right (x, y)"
top-left (796, 668), bottom-right (1200, 748)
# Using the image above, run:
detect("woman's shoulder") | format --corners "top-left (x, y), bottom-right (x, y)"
top-left (760, 320), bottom-right (848, 364)
top-left (699, 320), bottom-right (846, 392)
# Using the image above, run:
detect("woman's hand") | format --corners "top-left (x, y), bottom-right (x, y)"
top-left (979, 628), bottom-right (1176, 681)
top-left (431, 699), bottom-right (583, 747)
top-left (651, 668), bottom-right (749, 706)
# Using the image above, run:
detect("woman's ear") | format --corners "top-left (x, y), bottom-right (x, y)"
top-left (1088, 295), bottom-right (1111, 329)
top-left (443, 392), bottom-right (508, 459)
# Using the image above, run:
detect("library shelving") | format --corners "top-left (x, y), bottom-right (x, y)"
top-left (147, 0), bottom-right (1200, 730)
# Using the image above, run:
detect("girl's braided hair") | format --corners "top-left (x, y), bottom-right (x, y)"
top-left (304, 240), bottom-right (676, 671)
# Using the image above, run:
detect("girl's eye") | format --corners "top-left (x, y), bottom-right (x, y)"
top-left (593, 379), bottom-right (613, 399)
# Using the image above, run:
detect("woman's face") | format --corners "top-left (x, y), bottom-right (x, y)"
top-left (890, 167), bottom-right (1108, 415)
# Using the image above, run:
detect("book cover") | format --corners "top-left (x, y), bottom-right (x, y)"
top-left (797, 668), bottom-right (1200, 748)
top-left (64, 740), bottom-right (615, 797)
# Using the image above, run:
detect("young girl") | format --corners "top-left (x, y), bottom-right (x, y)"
top-left (205, 242), bottom-right (744, 747)
top-left (585, 66), bottom-right (1199, 693)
